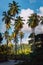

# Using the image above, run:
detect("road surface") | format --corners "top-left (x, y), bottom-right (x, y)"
top-left (0, 60), bottom-right (23, 65)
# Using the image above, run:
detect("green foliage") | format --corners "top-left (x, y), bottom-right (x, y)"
top-left (27, 13), bottom-right (40, 28)
top-left (8, 1), bottom-right (20, 16)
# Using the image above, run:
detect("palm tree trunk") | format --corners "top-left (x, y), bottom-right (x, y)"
top-left (20, 38), bottom-right (22, 53)
top-left (6, 39), bottom-right (8, 60)
top-left (32, 28), bottom-right (35, 51)
top-left (15, 42), bottom-right (17, 55)
top-left (14, 41), bottom-right (17, 61)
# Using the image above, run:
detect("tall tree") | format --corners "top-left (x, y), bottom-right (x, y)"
top-left (2, 11), bottom-right (11, 46)
top-left (27, 13), bottom-right (40, 50)
top-left (8, 1), bottom-right (20, 55)
top-left (2, 11), bottom-right (11, 60)
top-left (12, 16), bottom-right (24, 55)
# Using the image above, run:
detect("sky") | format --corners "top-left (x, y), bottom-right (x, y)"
top-left (0, 0), bottom-right (43, 44)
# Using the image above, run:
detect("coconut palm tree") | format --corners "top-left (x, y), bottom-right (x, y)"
top-left (2, 11), bottom-right (11, 46)
top-left (8, 1), bottom-right (20, 55)
top-left (19, 31), bottom-right (24, 52)
top-left (12, 16), bottom-right (24, 55)
top-left (2, 11), bottom-right (11, 60)
top-left (8, 1), bottom-right (20, 16)
top-left (27, 13), bottom-right (40, 50)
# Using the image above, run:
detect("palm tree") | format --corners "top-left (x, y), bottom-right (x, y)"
top-left (2, 11), bottom-right (11, 60)
top-left (8, 1), bottom-right (20, 55)
top-left (27, 13), bottom-right (40, 50)
top-left (2, 11), bottom-right (11, 47)
top-left (8, 1), bottom-right (20, 16)
top-left (19, 31), bottom-right (24, 52)
top-left (12, 16), bottom-right (24, 55)
top-left (15, 16), bottom-right (24, 52)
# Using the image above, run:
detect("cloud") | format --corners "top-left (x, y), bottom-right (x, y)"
top-left (35, 24), bottom-right (43, 35)
top-left (19, 7), bottom-right (43, 34)
top-left (35, 6), bottom-right (43, 35)
top-left (19, 8), bottom-right (34, 43)
top-left (38, 7), bottom-right (43, 16)
top-left (19, 8), bottom-right (43, 43)
top-left (20, 9), bottom-right (34, 23)
top-left (39, 7), bottom-right (43, 14)
top-left (19, 8), bottom-right (34, 33)
top-left (22, 24), bottom-right (32, 33)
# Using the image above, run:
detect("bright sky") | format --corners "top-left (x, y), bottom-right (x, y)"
top-left (0, 0), bottom-right (43, 44)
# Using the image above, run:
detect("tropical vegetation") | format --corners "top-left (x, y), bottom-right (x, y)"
top-left (0, 0), bottom-right (43, 65)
